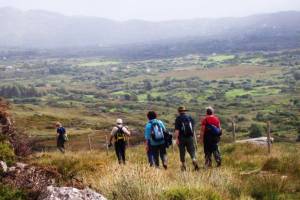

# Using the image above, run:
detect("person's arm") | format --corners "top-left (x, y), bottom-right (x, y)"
top-left (144, 124), bottom-right (150, 151)
top-left (200, 118), bottom-right (206, 144)
top-left (109, 127), bottom-right (116, 146)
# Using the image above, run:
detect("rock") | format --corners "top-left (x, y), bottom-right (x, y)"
top-left (0, 160), bottom-right (8, 173)
top-left (15, 162), bottom-right (28, 170)
top-left (236, 137), bottom-right (274, 145)
top-left (38, 186), bottom-right (107, 200)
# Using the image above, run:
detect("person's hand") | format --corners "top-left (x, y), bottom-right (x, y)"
top-left (176, 139), bottom-right (180, 145)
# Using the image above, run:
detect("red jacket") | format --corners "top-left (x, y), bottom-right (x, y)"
top-left (201, 115), bottom-right (221, 135)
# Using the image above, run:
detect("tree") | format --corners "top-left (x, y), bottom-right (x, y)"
top-left (293, 70), bottom-right (300, 81)
top-left (249, 123), bottom-right (264, 138)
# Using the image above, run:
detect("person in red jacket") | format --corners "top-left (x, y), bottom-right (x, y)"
top-left (200, 107), bottom-right (222, 167)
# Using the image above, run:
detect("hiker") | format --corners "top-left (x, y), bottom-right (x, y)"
top-left (175, 106), bottom-right (199, 171)
top-left (144, 111), bottom-right (168, 169)
top-left (56, 122), bottom-right (67, 153)
top-left (200, 106), bottom-right (222, 168)
top-left (109, 119), bottom-right (131, 164)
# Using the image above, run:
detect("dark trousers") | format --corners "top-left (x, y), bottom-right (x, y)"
top-left (57, 138), bottom-right (65, 153)
top-left (203, 134), bottom-right (221, 167)
top-left (115, 141), bottom-right (126, 164)
top-left (150, 144), bottom-right (167, 167)
top-left (178, 136), bottom-right (196, 163)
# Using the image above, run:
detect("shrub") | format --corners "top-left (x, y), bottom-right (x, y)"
top-left (162, 187), bottom-right (221, 200)
top-left (0, 142), bottom-right (15, 165)
top-left (0, 184), bottom-right (27, 200)
top-left (246, 175), bottom-right (289, 200)
top-left (248, 123), bottom-right (264, 138)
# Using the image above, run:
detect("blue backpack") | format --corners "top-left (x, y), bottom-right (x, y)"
top-left (205, 119), bottom-right (222, 137)
top-left (150, 121), bottom-right (164, 142)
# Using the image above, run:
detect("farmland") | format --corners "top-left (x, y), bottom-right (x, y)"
top-left (0, 50), bottom-right (299, 150)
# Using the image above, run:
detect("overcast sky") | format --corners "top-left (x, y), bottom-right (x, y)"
top-left (0, 0), bottom-right (300, 21)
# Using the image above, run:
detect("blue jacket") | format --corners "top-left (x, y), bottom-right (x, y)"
top-left (145, 119), bottom-right (166, 146)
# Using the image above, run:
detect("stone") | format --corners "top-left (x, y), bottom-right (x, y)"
top-left (38, 186), bottom-right (107, 200)
top-left (0, 160), bottom-right (8, 173)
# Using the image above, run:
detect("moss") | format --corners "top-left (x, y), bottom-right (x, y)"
top-left (0, 184), bottom-right (27, 200)
top-left (0, 142), bottom-right (15, 166)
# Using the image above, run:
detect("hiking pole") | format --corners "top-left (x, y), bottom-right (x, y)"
top-left (193, 130), bottom-right (198, 151)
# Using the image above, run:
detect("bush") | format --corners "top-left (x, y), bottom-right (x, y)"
top-left (246, 175), bottom-right (289, 200)
top-left (0, 184), bottom-right (26, 200)
top-left (0, 142), bottom-right (15, 165)
top-left (162, 187), bottom-right (221, 200)
top-left (248, 123), bottom-right (264, 138)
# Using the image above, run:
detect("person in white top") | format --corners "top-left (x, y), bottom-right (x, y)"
top-left (109, 119), bottom-right (131, 164)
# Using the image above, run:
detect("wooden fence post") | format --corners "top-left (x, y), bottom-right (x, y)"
top-left (267, 121), bottom-right (271, 154)
top-left (105, 133), bottom-right (109, 156)
top-left (232, 120), bottom-right (236, 142)
top-left (88, 134), bottom-right (92, 151)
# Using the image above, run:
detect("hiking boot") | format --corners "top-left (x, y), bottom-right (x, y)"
top-left (181, 165), bottom-right (187, 171)
top-left (193, 161), bottom-right (199, 171)
top-left (216, 162), bottom-right (221, 167)
top-left (163, 164), bottom-right (168, 170)
top-left (194, 164), bottom-right (199, 171)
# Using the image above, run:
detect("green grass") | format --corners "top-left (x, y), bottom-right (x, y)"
top-left (78, 60), bottom-right (119, 67)
top-left (208, 55), bottom-right (235, 62)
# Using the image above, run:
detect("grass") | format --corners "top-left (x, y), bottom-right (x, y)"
top-left (78, 60), bottom-right (119, 67)
top-left (29, 142), bottom-right (300, 200)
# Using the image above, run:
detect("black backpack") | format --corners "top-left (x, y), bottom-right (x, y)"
top-left (115, 126), bottom-right (125, 142)
top-left (180, 115), bottom-right (194, 137)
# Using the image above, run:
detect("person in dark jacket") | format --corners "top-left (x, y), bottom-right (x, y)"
top-left (200, 107), bottom-right (222, 168)
top-left (175, 106), bottom-right (199, 171)
top-left (56, 122), bottom-right (66, 153)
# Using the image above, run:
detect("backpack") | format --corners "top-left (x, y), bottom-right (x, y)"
top-left (115, 126), bottom-right (126, 142)
top-left (205, 118), bottom-right (222, 137)
top-left (150, 121), bottom-right (165, 142)
top-left (164, 131), bottom-right (173, 148)
top-left (180, 115), bottom-right (194, 137)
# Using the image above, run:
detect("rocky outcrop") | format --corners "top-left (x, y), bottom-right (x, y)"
top-left (236, 137), bottom-right (274, 145)
top-left (38, 186), bottom-right (107, 200)
top-left (0, 160), bottom-right (8, 173)
top-left (1, 161), bottom-right (61, 197)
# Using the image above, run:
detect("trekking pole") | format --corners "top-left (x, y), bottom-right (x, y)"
top-left (267, 121), bottom-right (271, 154)
top-left (105, 133), bottom-right (109, 156)
top-left (193, 130), bottom-right (198, 151)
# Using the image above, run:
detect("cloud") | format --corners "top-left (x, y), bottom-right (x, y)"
top-left (0, 0), bottom-right (299, 21)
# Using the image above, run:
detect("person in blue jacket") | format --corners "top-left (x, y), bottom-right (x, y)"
top-left (144, 111), bottom-right (168, 169)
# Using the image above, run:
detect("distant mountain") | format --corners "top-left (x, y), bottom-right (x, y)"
top-left (0, 7), bottom-right (300, 56)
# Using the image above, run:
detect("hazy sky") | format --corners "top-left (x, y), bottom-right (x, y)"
top-left (0, 0), bottom-right (300, 21)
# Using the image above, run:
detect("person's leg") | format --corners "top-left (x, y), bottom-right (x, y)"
top-left (213, 145), bottom-right (221, 167)
top-left (115, 143), bottom-right (122, 164)
top-left (121, 142), bottom-right (126, 164)
top-left (186, 137), bottom-right (199, 170)
top-left (178, 139), bottom-right (187, 171)
top-left (147, 150), bottom-right (154, 166)
top-left (57, 140), bottom-right (65, 153)
top-left (204, 143), bottom-right (212, 168)
top-left (152, 145), bottom-right (160, 167)
top-left (159, 144), bottom-right (167, 169)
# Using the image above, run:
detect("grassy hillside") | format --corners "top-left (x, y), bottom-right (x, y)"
top-left (29, 142), bottom-right (300, 200)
